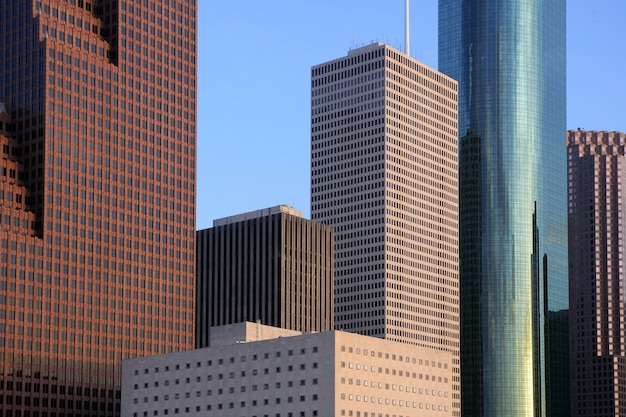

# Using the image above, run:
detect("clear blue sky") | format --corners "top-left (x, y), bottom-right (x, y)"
top-left (196, 1), bottom-right (626, 230)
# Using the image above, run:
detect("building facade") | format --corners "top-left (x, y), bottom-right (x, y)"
top-left (196, 206), bottom-right (334, 347)
top-left (0, 1), bottom-right (197, 415)
top-left (310, 42), bottom-right (460, 412)
top-left (568, 130), bottom-right (626, 416)
top-left (439, 1), bottom-right (568, 416)
top-left (122, 322), bottom-right (454, 417)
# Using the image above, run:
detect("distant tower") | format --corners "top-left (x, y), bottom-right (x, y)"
top-left (311, 42), bottom-right (460, 414)
top-left (568, 130), bottom-right (626, 416)
top-left (196, 206), bottom-right (334, 347)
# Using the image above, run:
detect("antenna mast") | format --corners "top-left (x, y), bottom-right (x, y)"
top-left (405, 0), bottom-right (410, 56)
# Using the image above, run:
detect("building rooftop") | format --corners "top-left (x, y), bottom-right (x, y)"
top-left (212, 204), bottom-right (302, 227)
top-left (210, 321), bottom-right (303, 347)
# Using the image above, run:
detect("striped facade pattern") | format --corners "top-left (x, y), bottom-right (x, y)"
top-left (196, 207), bottom-right (334, 347)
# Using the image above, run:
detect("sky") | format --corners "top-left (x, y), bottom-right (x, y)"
top-left (196, 1), bottom-right (626, 230)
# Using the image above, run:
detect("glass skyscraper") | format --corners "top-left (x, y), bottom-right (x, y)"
top-left (439, 1), bottom-right (567, 416)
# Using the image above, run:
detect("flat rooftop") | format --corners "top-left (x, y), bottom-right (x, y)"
top-left (212, 205), bottom-right (302, 227)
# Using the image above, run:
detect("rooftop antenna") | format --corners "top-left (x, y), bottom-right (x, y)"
top-left (405, 0), bottom-right (410, 56)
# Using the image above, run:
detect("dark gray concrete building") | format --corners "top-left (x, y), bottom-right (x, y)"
top-left (196, 205), bottom-right (334, 347)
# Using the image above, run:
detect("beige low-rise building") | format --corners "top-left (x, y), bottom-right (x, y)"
top-left (122, 322), bottom-right (453, 417)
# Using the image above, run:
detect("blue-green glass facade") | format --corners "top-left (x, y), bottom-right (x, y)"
top-left (439, 1), bottom-right (567, 416)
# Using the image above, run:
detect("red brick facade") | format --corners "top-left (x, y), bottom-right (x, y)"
top-left (0, 1), bottom-right (197, 415)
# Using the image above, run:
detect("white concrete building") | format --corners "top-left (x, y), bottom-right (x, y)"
top-left (122, 322), bottom-right (453, 417)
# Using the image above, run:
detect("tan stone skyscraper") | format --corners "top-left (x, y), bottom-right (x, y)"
top-left (568, 130), bottom-right (626, 416)
top-left (0, 1), bottom-right (196, 415)
top-left (311, 42), bottom-right (459, 413)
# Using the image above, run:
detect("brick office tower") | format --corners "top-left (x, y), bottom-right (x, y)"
top-left (196, 206), bottom-right (334, 348)
top-left (0, 1), bottom-right (197, 416)
top-left (311, 43), bottom-right (460, 414)
top-left (568, 130), bottom-right (626, 416)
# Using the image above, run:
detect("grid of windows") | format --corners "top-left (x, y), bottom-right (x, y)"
top-left (0, 1), bottom-right (197, 416)
top-left (125, 332), bottom-right (325, 417)
top-left (568, 130), bottom-right (626, 416)
top-left (310, 43), bottom-right (459, 414)
top-left (123, 326), bottom-right (453, 417)
top-left (310, 43), bottom-right (458, 347)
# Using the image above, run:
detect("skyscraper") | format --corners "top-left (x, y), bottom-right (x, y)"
top-left (0, 1), bottom-right (197, 415)
top-left (311, 42), bottom-right (460, 413)
top-left (568, 130), bottom-right (626, 416)
top-left (439, 1), bottom-right (567, 416)
top-left (196, 205), bottom-right (334, 348)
